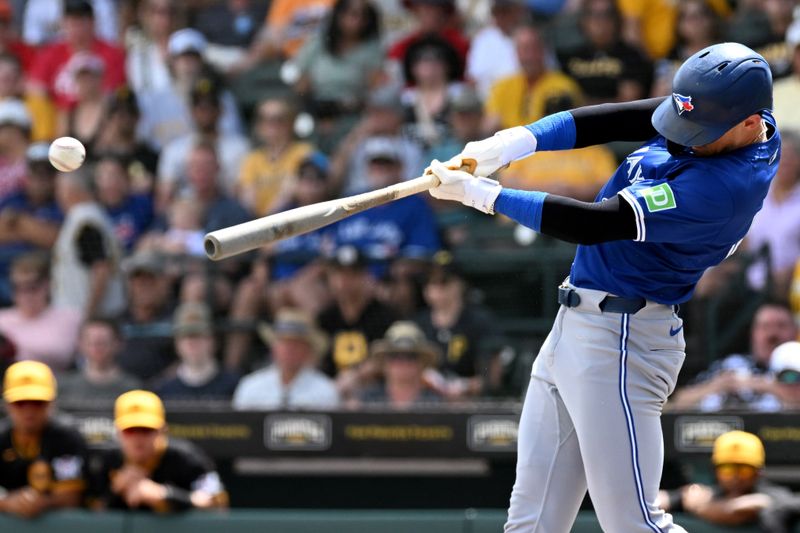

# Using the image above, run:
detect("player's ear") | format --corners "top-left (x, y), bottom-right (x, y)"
top-left (741, 114), bottom-right (763, 130)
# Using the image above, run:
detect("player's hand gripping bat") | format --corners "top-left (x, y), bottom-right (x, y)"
top-left (203, 159), bottom-right (477, 261)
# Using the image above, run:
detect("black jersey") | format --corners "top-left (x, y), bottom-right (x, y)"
top-left (0, 418), bottom-right (86, 493)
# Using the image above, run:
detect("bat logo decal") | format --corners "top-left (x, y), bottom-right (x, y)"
top-left (672, 93), bottom-right (694, 115)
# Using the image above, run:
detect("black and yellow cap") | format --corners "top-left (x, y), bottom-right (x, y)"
top-left (3, 361), bottom-right (56, 403)
top-left (115, 390), bottom-right (165, 431)
top-left (712, 430), bottom-right (765, 469)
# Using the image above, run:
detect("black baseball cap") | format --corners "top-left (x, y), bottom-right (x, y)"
top-left (65, 0), bottom-right (94, 17)
top-left (327, 246), bottom-right (368, 270)
top-left (190, 77), bottom-right (221, 107)
top-left (427, 250), bottom-right (464, 283)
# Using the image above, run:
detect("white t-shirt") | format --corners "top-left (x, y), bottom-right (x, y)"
top-left (233, 366), bottom-right (339, 410)
top-left (466, 25), bottom-right (519, 98)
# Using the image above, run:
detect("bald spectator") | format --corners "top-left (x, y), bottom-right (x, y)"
top-left (0, 253), bottom-right (82, 371)
top-left (52, 169), bottom-right (125, 317)
top-left (669, 302), bottom-right (798, 412)
top-left (484, 24), bottom-right (582, 132)
top-left (233, 309), bottom-right (339, 409)
top-left (27, 0), bottom-right (125, 110)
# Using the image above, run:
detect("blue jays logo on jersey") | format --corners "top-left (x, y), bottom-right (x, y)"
top-left (672, 93), bottom-right (694, 115)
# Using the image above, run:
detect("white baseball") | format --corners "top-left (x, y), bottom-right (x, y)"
top-left (48, 137), bottom-right (86, 172)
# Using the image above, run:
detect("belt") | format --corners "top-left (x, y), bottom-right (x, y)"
top-left (558, 286), bottom-right (647, 314)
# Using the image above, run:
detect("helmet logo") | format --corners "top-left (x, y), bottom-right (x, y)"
top-left (673, 93), bottom-right (694, 115)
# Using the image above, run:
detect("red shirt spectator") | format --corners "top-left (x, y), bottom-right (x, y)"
top-left (388, 0), bottom-right (469, 72)
top-left (28, 0), bottom-right (125, 109)
top-left (0, 1), bottom-right (34, 72)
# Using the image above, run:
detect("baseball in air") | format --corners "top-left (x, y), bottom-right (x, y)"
top-left (48, 137), bottom-right (86, 172)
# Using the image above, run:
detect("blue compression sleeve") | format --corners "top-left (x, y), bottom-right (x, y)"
top-left (523, 111), bottom-right (576, 151)
top-left (494, 189), bottom-right (548, 232)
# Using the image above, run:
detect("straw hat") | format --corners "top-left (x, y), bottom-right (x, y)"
top-left (371, 321), bottom-right (440, 368)
top-left (257, 308), bottom-right (329, 360)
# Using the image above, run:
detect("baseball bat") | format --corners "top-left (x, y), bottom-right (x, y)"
top-left (203, 159), bottom-right (476, 261)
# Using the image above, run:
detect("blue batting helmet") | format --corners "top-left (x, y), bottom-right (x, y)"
top-left (651, 42), bottom-right (772, 147)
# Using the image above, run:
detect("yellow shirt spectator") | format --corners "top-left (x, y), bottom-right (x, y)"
top-left (238, 142), bottom-right (314, 216)
top-left (501, 145), bottom-right (619, 202)
top-left (485, 71), bottom-right (583, 130)
top-left (618, 0), bottom-right (730, 60)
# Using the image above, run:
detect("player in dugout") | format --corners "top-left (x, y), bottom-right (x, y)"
top-left (0, 361), bottom-right (86, 518)
top-left (659, 431), bottom-right (800, 532)
top-left (86, 390), bottom-right (227, 512)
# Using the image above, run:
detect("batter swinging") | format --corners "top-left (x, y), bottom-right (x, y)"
top-left (427, 43), bottom-right (779, 532)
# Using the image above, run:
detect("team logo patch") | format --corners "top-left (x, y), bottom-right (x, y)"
top-left (641, 183), bottom-right (676, 212)
top-left (673, 93), bottom-right (694, 115)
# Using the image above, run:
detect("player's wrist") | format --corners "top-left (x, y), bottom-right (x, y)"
top-left (496, 126), bottom-right (538, 164)
top-left (463, 177), bottom-right (503, 214)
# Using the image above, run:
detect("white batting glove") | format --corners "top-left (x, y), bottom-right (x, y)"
top-left (459, 126), bottom-right (538, 177)
top-left (428, 160), bottom-right (503, 214)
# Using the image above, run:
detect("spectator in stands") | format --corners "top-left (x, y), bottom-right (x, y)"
top-left (233, 0), bottom-right (334, 71)
top-left (0, 3), bottom-right (33, 72)
top-left (668, 302), bottom-right (798, 412)
top-left (27, 0), bottom-right (125, 110)
top-left (0, 99), bottom-right (30, 202)
top-left (136, 28), bottom-right (243, 151)
top-left (325, 136), bottom-right (440, 274)
top-left (184, 142), bottom-right (250, 234)
top-left (772, 20), bottom-right (800, 132)
top-left (0, 143), bottom-right (61, 304)
top-left (331, 86), bottom-right (424, 194)
top-left (388, 0), bottom-right (469, 75)
top-left (236, 97), bottom-right (313, 216)
top-left (425, 86), bottom-right (483, 165)
top-left (318, 246), bottom-right (396, 398)
top-left (745, 130), bottom-right (800, 296)
top-left (559, 0), bottom-right (652, 104)
top-left (58, 317), bottom-right (140, 406)
top-left (618, 0), bottom-right (729, 60)
top-left (233, 308), bottom-right (339, 409)
top-left (139, 197), bottom-right (205, 257)
top-left (55, 53), bottom-right (108, 154)
top-left (358, 321), bottom-right (443, 408)
top-left (651, 0), bottom-right (724, 97)
top-left (0, 361), bottom-right (85, 518)
top-left (499, 93), bottom-right (617, 201)
top-left (93, 87), bottom-right (158, 192)
top-left (94, 153), bottom-right (154, 252)
top-left (484, 24), bottom-right (582, 132)
top-left (193, 0), bottom-right (267, 53)
top-left (52, 169), bottom-right (125, 317)
top-left (729, 0), bottom-right (795, 80)
top-left (156, 303), bottom-right (239, 401)
top-left (87, 390), bottom-right (228, 511)
top-left (466, 0), bottom-right (526, 98)
top-left (292, 0), bottom-right (384, 118)
top-left (124, 0), bottom-right (177, 94)
top-left (157, 75), bottom-right (249, 209)
top-left (0, 54), bottom-right (55, 142)
top-left (0, 253), bottom-right (82, 371)
top-left (658, 431), bottom-right (797, 530)
top-left (415, 252), bottom-right (505, 398)
top-left (767, 341), bottom-right (800, 410)
top-left (401, 36), bottom-right (463, 149)
top-left (116, 252), bottom-right (176, 385)
top-left (23, 0), bottom-right (117, 46)
top-left (224, 153), bottom-right (334, 370)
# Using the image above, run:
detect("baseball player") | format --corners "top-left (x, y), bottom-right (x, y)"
top-left (427, 42), bottom-right (779, 532)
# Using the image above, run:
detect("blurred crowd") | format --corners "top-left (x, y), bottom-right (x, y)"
top-left (0, 0), bottom-right (796, 414)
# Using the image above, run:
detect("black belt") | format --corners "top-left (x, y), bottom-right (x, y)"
top-left (558, 287), bottom-right (647, 314)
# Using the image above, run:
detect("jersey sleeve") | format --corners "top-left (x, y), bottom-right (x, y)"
top-left (618, 172), bottom-right (735, 244)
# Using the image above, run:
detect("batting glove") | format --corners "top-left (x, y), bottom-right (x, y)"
top-left (428, 159), bottom-right (503, 214)
top-left (459, 126), bottom-right (538, 177)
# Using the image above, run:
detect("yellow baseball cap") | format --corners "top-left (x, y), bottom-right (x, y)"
top-left (3, 361), bottom-right (56, 403)
top-left (712, 430), bottom-right (765, 469)
top-left (114, 390), bottom-right (165, 431)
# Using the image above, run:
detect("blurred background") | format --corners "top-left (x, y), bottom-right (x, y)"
top-left (0, 0), bottom-right (799, 531)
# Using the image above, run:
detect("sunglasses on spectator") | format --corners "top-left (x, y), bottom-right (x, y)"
top-left (777, 369), bottom-right (800, 385)
top-left (716, 464), bottom-right (758, 480)
top-left (10, 400), bottom-right (49, 409)
top-left (12, 279), bottom-right (45, 293)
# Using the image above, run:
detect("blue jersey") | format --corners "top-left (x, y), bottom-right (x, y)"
top-left (570, 112), bottom-right (781, 305)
